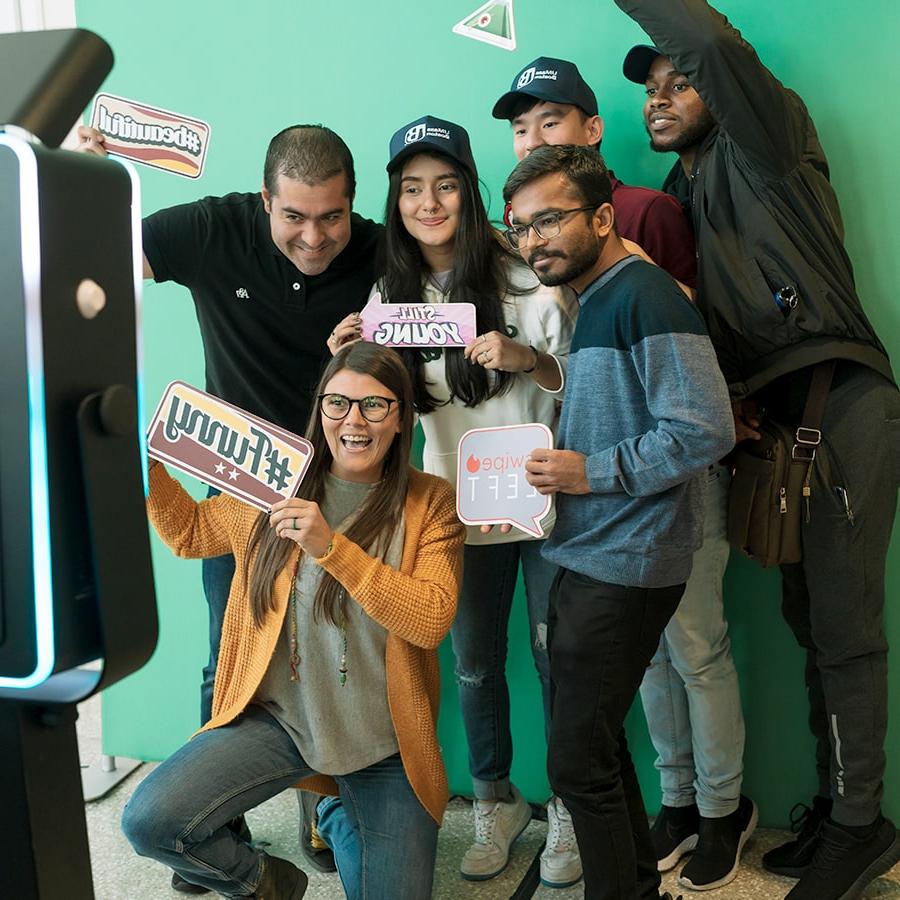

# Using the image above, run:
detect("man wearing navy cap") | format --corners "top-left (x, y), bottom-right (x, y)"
top-left (494, 56), bottom-right (753, 892)
top-left (616, 3), bottom-right (900, 899)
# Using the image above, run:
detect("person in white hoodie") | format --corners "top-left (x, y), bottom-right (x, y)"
top-left (329, 114), bottom-right (579, 888)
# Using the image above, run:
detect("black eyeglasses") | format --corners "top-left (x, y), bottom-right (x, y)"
top-left (317, 393), bottom-right (401, 422)
top-left (504, 206), bottom-right (599, 249)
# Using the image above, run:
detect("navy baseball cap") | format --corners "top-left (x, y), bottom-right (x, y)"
top-left (387, 115), bottom-right (477, 176)
top-left (492, 56), bottom-right (598, 120)
top-left (623, 44), bottom-right (664, 84)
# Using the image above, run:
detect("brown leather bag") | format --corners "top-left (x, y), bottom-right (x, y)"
top-left (726, 362), bottom-right (835, 568)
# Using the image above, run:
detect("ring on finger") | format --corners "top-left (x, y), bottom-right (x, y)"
top-left (293, 517), bottom-right (298, 530)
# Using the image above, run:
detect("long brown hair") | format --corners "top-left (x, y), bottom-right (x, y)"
top-left (381, 148), bottom-right (519, 413)
top-left (245, 343), bottom-right (414, 628)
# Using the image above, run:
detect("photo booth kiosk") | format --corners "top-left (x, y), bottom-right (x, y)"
top-left (0, 28), bottom-right (158, 899)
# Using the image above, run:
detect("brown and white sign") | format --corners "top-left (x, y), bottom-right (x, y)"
top-left (89, 93), bottom-right (211, 179)
top-left (147, 382), bottom-right (314, 511)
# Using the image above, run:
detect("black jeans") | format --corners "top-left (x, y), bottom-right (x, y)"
top-left (547, 568), bottom-right (684, 900)
top-left (778, 366), bottom-right (900, 826)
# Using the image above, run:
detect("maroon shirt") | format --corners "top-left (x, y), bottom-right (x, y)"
top-left (610, 171), bottom-right (697, 288)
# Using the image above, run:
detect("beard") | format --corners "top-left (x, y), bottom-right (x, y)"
top-left (646, 106), bottom-right (715, 155)
top-left (528, 230), bottom-right (604, 287)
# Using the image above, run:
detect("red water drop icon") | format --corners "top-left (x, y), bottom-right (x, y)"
top-left (466, 454), bottom-right (480, 473)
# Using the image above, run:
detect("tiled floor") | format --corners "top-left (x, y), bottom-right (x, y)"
top-left (77, 695), bottom-right (900, 899)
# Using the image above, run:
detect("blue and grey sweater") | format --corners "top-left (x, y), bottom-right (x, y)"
top-left (544, 256), bottom-right (734, 588)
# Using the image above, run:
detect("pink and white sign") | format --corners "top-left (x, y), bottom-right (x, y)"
top-left (359, 292), bottom-right (477, 348)
top-left (147, 382), bottom-right (314, 512)
top-left (89, 92), bottom-right (211, 179)
top-left (457, 423), bottom-right (552, 538)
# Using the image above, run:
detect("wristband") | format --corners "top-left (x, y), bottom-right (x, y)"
top-left (522, 345), bottom-right (538, 374)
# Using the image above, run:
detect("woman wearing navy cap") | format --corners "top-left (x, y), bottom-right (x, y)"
top-left (328, 115), bottom-right (581, 889)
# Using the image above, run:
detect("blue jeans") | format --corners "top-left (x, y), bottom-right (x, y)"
top-left (449, 539), bottom-right (557, 800)
top-left (200, 488), bottom-right (235, 724)
top-left (638, 465), bottom-right (745, 818)
top-left (121, 704), bottom-right (437, 899)
top-left (317, 795), bottom-right (361, 893)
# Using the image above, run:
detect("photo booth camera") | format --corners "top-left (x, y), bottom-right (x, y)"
top-left (0, 28), bottom-right (158, 899)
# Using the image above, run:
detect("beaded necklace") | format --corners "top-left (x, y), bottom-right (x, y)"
top-left (288, 556), bottom-right (348, 686)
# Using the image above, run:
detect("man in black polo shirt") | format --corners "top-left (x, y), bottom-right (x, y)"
top-left (77, 122), bottom-right (381, 891)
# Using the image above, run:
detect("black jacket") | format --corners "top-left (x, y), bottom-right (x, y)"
top-left (617, 0), bottom-right (894, 396)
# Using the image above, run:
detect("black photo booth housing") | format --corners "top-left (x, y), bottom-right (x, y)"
top-left (0, 28), bottom-right (158, 898)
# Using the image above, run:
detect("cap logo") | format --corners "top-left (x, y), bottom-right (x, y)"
top-left (516, 67), bottom-right (536, 89)
top-left (405, 123), bottom-right (428, 144)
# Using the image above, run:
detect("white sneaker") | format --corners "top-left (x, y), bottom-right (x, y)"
top-left (460, 785), bottom-right (532, 880)
top-left (541, 796), bottom-right (583, 888)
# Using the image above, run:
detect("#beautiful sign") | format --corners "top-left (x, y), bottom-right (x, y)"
top-left (359, 292), bottom-right (477, 348)
top-left (456, 423), bottom-right (552, 538)
top-left (90, 92), bottom-right (211, 179)
top-left (147, 382), bottom-right (313, 511)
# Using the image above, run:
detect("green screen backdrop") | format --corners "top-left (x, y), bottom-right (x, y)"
top-left (73, 0), bottom-right (900, 827)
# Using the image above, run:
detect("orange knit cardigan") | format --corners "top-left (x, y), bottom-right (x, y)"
top-left (147, 463), bottom-right (465, 825)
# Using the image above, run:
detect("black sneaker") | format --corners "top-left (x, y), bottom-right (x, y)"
top-left (171, 871), bottom-right (211, 894)
top-left (678, 795), bottom-right (757, 891)
top-left (785, 817), bottom-right (900, 900)
top-left (650, 804), bottom-right (700, 872)
top-left (762, 796), bottom-right (832, 878)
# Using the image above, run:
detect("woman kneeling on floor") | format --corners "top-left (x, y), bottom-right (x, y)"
top-left (122, 343), bottom-right (465, 900)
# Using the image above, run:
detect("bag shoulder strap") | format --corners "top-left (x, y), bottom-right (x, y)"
top-left (794, 360), bottom-right (836, 456)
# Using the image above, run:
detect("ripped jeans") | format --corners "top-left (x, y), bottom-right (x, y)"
top-left (449, 539), bottom-right (557, 800)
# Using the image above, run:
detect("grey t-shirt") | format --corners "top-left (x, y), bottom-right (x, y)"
top-left (256, 473), bottom-right (403, 775)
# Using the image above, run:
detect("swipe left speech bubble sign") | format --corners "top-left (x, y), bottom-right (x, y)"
top-left (457, 423), bottom-right (552, 538)
top-left (147, 382), bottom-right (314, 512)
top-left (359, 292), bottom-right (477, 348)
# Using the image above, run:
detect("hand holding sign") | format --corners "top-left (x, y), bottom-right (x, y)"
top-left (457, 423), bottom-right (553, 538)
top-left (359, 292), bottom-right (477, 348)
top-left (525, 448), bottom-right (591, 495)
top-left (147, 382), bottom-right (314, 511)
top-left (269, 497), bottom-right (332, 559)
top-left (464, 330), bottom-right (538, 373)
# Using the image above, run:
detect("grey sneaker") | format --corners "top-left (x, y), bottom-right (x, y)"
top-left (460, 785), bottom-right (532, 881)
top-left (540, 796), bottom-right (583, 888)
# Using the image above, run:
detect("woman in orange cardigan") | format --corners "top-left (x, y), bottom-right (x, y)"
top-left (122, 343), bottom-right (465, 900)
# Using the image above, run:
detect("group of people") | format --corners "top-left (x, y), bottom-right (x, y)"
top-left (78, 2), bottom-right (900, 899)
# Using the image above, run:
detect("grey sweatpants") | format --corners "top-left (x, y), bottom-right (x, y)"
top-left (778, 365), bottom-right (900, 826)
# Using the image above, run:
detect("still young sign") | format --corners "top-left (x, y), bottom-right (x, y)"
top-left (147, 382), bottom-right (314, 511)
top-left (456, 423), bottom-right (552, 537)
top-left (359, 292), bottom-right (477, 348)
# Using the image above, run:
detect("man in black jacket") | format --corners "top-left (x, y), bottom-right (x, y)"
top-left (615, 2), bottom-right (900, 898)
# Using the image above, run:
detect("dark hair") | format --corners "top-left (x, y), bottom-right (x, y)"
top-left (245, 343), bottom-right (413, 628)
top-left (380, 149), bottom-right (517, 413)
top-left (263, 124), bottom-right (356, 200)
top-left (502, 144), bottom-right (613, 209)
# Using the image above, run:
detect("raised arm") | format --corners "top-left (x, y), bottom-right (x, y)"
top-left (615, 0), bottom-right (807, 175)
top-left (146, 462), bottom-right (241, 559)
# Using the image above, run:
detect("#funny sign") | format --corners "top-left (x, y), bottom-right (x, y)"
top-left (359, 292), bottom-right (477, 348)
top-left (457, 423), bottom-right (552, 538)
top-left (147, 382), bottom-right (314, 512)
top-left (89, 93), bottom-right (211, 179)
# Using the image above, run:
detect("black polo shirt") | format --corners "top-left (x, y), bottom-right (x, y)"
top-left (142, 192), bottom-right (382, 435)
